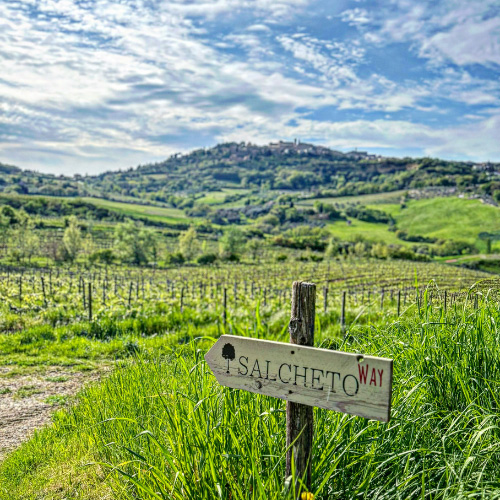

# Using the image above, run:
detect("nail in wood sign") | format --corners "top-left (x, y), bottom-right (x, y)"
top-left (205, 335), bottom-right (393, 422)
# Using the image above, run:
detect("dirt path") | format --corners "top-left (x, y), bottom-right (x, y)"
top-left (0, 366), bottom-right (105, 461)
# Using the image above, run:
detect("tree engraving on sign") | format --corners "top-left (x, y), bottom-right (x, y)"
top-left (205, 335), bottom-right (393, 422)
top-left (222, 343), bottom-right (236, 373)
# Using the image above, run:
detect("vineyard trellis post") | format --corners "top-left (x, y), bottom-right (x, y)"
top-left (88, 282), bottom-right (92, 321)
top-left (223, 287), bottom-right (227, 330)
top-left (41, 276), bottom-right (47, 307)
top-left (340, 290), bottom-right (346, 334)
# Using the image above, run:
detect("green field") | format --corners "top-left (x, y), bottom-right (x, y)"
top-left (80, 197), bottom-right (190, 224)
top-left (299, 190), bottom-right (407, 207)
top-left (327, 219), bottom-right (404, 245)
top-left (196, 188), bottom-right (251, 205)
top-left (323, 196), bottom-right (500, 251)
top-left (393, 197), bottom-right (500, 242)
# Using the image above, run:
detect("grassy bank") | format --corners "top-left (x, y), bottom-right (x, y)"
top-left (2, 291), bottom-right (500, 499)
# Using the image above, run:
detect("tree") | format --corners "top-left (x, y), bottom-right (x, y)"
top-left (219, 227), bottom-right (245, 258)
top-left (81, 233), bottom-right (96, 262)
top-left (114, 221), bottom-right (157, 265)
top-left (478, 232), bottom-right (500, 254)
top-left (8, 220), bottom-right (39, 263)
top-left (178, 226), bottom-right (198, 261)
top-left (246, 238), bottom-right (262, 261)
top-left (63, 216), bottom-right (82, 262)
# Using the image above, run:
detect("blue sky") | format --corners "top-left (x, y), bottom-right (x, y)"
top-left (0, 0), bottom-right (499, 174)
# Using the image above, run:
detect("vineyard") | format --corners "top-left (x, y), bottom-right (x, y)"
top-left (0, 257), bottom-right (499, 499)
top-left (0, 260), bottom-right (495, 330)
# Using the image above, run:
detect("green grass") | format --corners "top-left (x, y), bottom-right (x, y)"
top-left (325, 196), bottom-right (500, 251)
top-left (326, 219), bottom-right (405, 245)
top-left (196, 188), bottom-right (250, 206)
top-left (299, 190), bottom-right (407, 206)
top-left (392, 197), bottom-right (500, 244)
top-left (0, 309), bottom-right (222, 368)
top-left (2, 293), bottom-right (500, 499)
top-left (14, 385), bottom-right (42, 399)
top-left (45, 376), bottom-right (69, 383)
top-left (44, 395), bottom-right (69, 406)
top-left (80, 197), bottom-right (190, 224)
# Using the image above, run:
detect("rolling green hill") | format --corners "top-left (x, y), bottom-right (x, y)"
top-left (1, 142), bottom-right (499, 205)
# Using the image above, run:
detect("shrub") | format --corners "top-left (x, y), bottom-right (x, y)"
top-left (89, 249), bottom-right (115, 265)
top-left (197, 253), bottom-right (217, 265)
top-left (221, 252), bottom-right (240, 262)
top-left (165, 252), bottom-right (185, 265)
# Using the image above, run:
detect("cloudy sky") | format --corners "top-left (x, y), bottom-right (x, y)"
top-left (1, 0), bottom-right (499, 174)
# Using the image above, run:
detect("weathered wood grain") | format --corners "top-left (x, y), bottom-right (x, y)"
top-left (286, 281), bottom-right (315, 491)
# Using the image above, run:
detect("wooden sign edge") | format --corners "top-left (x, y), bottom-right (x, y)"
top-left (208, 334), bottom-right (394, 364)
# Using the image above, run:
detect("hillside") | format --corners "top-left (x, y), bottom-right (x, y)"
top-left (1, 142), bottom-right (500, 205)
top-left (1, 143), bottom-right (500, 269)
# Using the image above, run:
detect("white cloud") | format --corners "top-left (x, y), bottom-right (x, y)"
top-left (278, 35), bottom-right (363, 86)
top-left (420, 16), bottom-right (500, 66)
top-left (245, 24), bottom-right (271, 32)
top-left (366, 0), bottom-right (500, 68)
top-left (340, 8), bottom-right (371, 26)
top-left (0, 0), bottom-right (499, 173)
top-left (165, 0), bottom-right (309, 19)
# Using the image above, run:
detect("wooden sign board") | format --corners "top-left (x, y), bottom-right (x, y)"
top-left (205, 335), bottom-right (393, 422)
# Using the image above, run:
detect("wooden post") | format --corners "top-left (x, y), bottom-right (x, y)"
top-left (41, 276), bottom-right (47, 307)
top-left (444, 290), bottom-right (447, 313)
top-left (323, 286), bottom-right (328, 314)
top-left (397, 290), bottom-right (401, 317)
top-left (286, 281), bottom-right (315, 495)
top-left (128, 282), bottom-right (133, 307)
top-left (340, 290), bottom-right (346, 334)
top-left (223, 287), bottom-right (227, 329)
top-left (88, 282), bottom-right (92, 321)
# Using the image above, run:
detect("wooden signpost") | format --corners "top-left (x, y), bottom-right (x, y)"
top-left (205, 281), bottom-right (393, 495)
